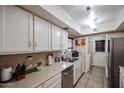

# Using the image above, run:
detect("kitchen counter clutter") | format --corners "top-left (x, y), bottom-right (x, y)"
top-left (1, 61), bottom-right (74, 88)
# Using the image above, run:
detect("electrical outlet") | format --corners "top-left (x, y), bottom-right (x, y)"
top-left (27, 56), bottom-right (32, 61)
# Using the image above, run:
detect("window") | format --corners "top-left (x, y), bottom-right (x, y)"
top-left (95, 40), bottom-right (105, 52)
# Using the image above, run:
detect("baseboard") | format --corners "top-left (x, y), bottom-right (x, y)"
top-left (91, 64), bottom-right (105, 68)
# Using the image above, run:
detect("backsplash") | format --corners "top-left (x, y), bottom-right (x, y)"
top-left (0, 52), bottom-right (60, 70)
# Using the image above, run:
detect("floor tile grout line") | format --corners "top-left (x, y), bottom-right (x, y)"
top-left (102, 68), bottom-right (104, 88)
top-left (76, 66), bottom-right (106, 88)
top-left (87, 66), bottom-right (105, 88)
top-left (86, 67), bottom-right (93, 88)
top-left (102, 68), bottom-right (108, 88)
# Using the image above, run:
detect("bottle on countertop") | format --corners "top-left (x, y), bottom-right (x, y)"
top-left (48, 53), bottom-right (53, 66)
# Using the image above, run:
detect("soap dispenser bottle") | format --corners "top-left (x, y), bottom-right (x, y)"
top-left (48, 53), bottom-right (53, 66)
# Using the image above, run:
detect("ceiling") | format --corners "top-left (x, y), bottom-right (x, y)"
top-left (21, 5), bottom-right (124, 38)
top-left (60, 5), bottom-right (124, 30)
top-left (20, 5), bottom-right (83, 38)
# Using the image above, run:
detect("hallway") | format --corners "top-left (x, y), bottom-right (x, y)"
top-left (74, 66), bottom-right (108, 88)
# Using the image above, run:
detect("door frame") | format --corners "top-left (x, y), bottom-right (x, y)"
top-left (86, 34), bottom-right (109, 77)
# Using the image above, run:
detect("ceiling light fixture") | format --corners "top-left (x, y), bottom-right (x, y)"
top-left (90, 10), bottom-right (95, 20)
top-left (88, 19), bottom-right (97, 29)
top-left (88, 10), bottom-right (97, 29)
top-left (86, 5), bottom-right (94, 11)
top-left (86, 6), bottom-right (91, 11)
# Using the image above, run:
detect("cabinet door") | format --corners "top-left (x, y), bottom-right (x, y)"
top-left (76, 67), bottom-right (78, 83)
top-left (0, 6), bottom-right (33, 53)
top-left (34, 16), bottom-right (51, 52)
top-left (77, 65), bottom-right (79, 79)
top-left (73, 67), bottom-right (76, 85)
top-left (78, 62), bottom-right (81, 78)
top-left (78, 64), bottom-right (81, 78)
top-left (0, 6), bottom-right (3, 52)
top-left (73, 60), bottom-right (82, 85)
top-left (81, 57), bottom-right (85, 73)
top-left (73, 63), bottom-right (78, 85)
top-left (51, 24), bottom-right (61, 50)
top-left (61, 30), bottom-right (68, 50)
top-left (80, 62), bottom-right (83, 75)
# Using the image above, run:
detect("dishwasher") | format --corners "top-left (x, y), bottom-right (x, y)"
top-left (62, 65), bottom-right (73, 88)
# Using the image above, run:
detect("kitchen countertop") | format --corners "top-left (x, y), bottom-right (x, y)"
top-left (1, 61), bottom-right (75, 88)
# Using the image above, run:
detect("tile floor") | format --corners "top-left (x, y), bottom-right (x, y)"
top-left (74, 66), bottom-right (108, 88)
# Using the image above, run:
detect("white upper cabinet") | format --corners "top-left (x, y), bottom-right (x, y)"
top-left (0, 6), bottom-right (33, 54)
top-left (0, 6), bottom-right (3, 52)
top-left (61, 30), bottom-right (68, 50)
top-left (0, 5), bottom-right (69, 55)
top-left (51, 24), bottom-right (61, 51)
top-left (34, 16), bottom-right (51, 52)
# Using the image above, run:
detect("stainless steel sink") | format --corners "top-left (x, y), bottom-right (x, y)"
top-left (64, 58), bottom-right (79, 63)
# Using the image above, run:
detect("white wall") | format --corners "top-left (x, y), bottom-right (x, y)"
top-left (89, 35), bottom-right (106, 67)
top-left (73, 32), bottom-right (124, 77)
top-left (87, 32), bottom-right (124, 66)
top-left (109, 32), bottom-right (124, 38)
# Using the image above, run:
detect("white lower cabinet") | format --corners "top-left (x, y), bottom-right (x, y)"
top-left (73, 59), bottom-right (82, 85)
top-left (36, 73), bottom-right (61, 88)
top-left (73, 67), bottom-right (77, 85)
top-left (48, 79), bottom-right (61, 88)
top-left (81, 57), bottom-right (85, 74)
top-left (35, 60), bottom-right (83, 88)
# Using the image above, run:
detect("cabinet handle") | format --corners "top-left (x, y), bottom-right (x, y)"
top-left (63, 72), bottom-right (68, 75)
top-left (28, 41), bottom-right (32, 47)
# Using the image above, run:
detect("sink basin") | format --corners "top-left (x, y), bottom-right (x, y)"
top-left (68, 58), bottom-right (79, 63)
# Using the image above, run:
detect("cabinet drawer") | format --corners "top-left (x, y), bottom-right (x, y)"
top-left (74, 61), bottom-right (80, 66)
top-left (49, 79), bottom-right (61, 88)
top-left (43, 73), bottom-right (61, 88)
top-left (36, 84), bottom-right (43, 88)
top-left (73, 59), bottom-right (82, 85)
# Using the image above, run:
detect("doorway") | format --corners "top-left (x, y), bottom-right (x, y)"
top-left (92, 35), bottom-right (106, 67)
top-left (87, 34), bottom-right (108, 76)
